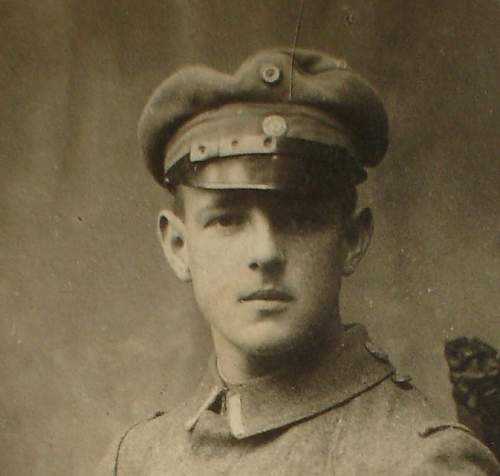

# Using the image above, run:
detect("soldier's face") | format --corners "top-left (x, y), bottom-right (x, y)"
top-left (159, 186), bottom-right (369, 357)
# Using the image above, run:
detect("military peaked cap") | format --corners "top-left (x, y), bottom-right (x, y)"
top-left (138, 48), bottom-right (389, 191)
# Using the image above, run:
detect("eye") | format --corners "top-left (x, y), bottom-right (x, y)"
top-left (206, 212), bottom-right (246, 229)
top-left (285, 210), bottom-right (328, 232)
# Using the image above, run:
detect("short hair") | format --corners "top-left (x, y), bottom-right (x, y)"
top-left (172, 186), bottom-right (185, 219)
top-left (339, 187), bottom-right (358, 221)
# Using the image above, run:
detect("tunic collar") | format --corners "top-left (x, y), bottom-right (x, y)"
top-left (185, 324), bottom-right (394, 439)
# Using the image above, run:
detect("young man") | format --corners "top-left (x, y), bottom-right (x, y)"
top-left (101, 49), bottom-right (500, 475)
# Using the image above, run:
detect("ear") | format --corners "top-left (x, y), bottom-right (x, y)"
top-left (342, 207), bottom-right (374, 277)
top-left (157, 209), bottom-right (191, 282)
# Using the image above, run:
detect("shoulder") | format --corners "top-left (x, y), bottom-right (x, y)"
top-left (97, 403), bottom-right (191, 476)
top-left (335, 377), bottom-right (500, 475)
top-left (411, 422), bottom-right (500, 475)
top-left (395, 421), bottom-right (499, 475)
top-left (118, 410), bottom-right (170, 472)
top-left (96, 410), bottom-right (168, 476)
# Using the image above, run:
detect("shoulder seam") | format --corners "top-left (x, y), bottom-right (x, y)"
top-left (418, 423), bottom-right (473, 438)
top-left (113, 411), bottom-right (166, 476)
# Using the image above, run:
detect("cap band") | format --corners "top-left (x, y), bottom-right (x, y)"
top-left (163, 103), bottom-right (359, 182)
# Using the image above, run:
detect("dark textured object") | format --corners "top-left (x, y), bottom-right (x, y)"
top-left (445, 337), bottom-right (500, 460)
top-left (138, 48), bottom-right (389, 187)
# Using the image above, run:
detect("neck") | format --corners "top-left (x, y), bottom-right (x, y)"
top-left (212, 311), bottom-right (343, 385)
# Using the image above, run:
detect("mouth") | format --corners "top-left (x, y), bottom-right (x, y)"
top-left (239, 289), bottom-right (294, 303)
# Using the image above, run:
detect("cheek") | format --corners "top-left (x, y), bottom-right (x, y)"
top-left (187, 236), bottom-right (243, 296)
top-left (289, 232), bottom-right (342, 263)
top-left (287, 234), bottom-right (344, 282)
top-left (187, 236), bottom-right (249, 330)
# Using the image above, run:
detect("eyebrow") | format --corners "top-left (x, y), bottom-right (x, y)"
top-left (191, 191), bottom-right (244, 223)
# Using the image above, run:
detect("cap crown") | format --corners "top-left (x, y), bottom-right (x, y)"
top-left (138, 48), bottom-right (389, 188)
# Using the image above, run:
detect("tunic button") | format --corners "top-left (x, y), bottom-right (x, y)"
top-left (335, 59), bottom-right (348, 70)
top-left (262, 115), bottom-right (287, 137)
top-left (365, 340), bottom-right (389, 362)
top-left (392, 373), bottom-right (413, 385)
top-left (260, 64), bottom-right (281, 84)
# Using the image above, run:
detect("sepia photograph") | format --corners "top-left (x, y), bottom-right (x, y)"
top-left (1, 1), bottom-right (499, 475)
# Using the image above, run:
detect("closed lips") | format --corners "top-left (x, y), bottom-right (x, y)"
top-left (240, 290), bottom-right (294, 302)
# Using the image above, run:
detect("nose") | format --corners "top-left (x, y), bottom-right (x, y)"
top-left (247, 210), bottom-right (285, 274)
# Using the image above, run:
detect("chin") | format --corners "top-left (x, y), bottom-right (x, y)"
top-left (235, 328), bottom-right (309, 357)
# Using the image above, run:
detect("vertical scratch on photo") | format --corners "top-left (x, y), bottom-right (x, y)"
top-left (289, 0), bottom-right (306, 100)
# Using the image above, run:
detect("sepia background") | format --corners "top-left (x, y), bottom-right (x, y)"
top-left (1, 1), bottom-right (499, 474)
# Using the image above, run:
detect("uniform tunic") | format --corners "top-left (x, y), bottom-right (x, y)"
top-left (101, 325), bottom-right (500, 475)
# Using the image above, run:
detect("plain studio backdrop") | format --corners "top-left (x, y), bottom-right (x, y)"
top-left (1, 1), bottom-right (499, 474)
